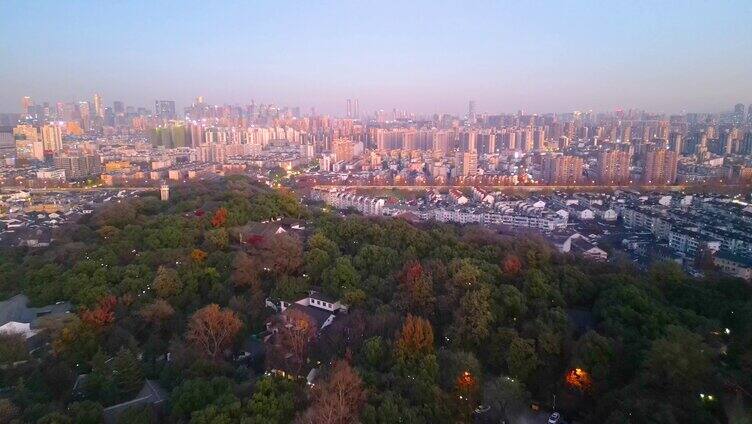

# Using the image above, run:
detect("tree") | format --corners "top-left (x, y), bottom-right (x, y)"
top-left (0, 399), bottom-right (20, 423)
top-left (502, 254), bottom-right (522, 276)
top-left (450, 286), bottom-right (493, 348)
top-left (186, 304), bottom-right (243, 359)
top-left (80, 295), bottom-right (117, 329)
top-left (493, 285), bottom-right (527, 324)
top-left (506, 337), bottom-right (539, 382)
top-left (68, 401), bottom-right (103, 424)
top-left (396, 261), bottom-right (435, 318)
top-left (642, 325), bottom-right (712, 393)
top-left (116, 405), bottom-right (155, 424)
top-left (483, 376), bottom-right (531, 421)
top-left (206, 228), bottom-right (230, 250)
top-left (152, 266), bottom-right (181, 298)
top-left (0, 333), bottom-right (28, 364)
top-left (37, 412), bottom-right (72, 424)
top-left (322, 256), bottom-right (360, 298)
top-left (245, 376), bottom-right (300, 423)
top-left (138, 299), bottom-right (174, 324)
top-left (270, 308), bottom-right (316, 373)
top-left (258, 234), bottom-right (303, 276)
top-left (211, 207), bottom-right (229, 228)
top-left (300, 360), bottom-right (366, 424)
top-left (191, 248), bottom-right (208, 264)
top-left (112, 348), bottom-right (144, 396)
top-left (170, 377), bottom-right (235, 420)
top-left (230, 252), bottom-right (259, 288)
top-left (272, 275), bottom-right (309, 302)
top-left (571, 331), bottom-right (614, 392)
top-left (395, 314), bottom-right (434, 360)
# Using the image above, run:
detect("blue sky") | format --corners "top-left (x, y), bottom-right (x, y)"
top-left (1, 0), bottom-right (751, 115)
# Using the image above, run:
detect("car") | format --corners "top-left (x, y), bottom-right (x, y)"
top-left (548, 412), bottom-right (561, 424)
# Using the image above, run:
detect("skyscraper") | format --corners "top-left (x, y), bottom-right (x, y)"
top-left (155, 100), bottom-right (176, 120)
top-left (468, 100), bottom-right (476, 124)
top-left (346, 99), bottom-right (352, 118)
top-left (41, 124), bottom-right (62, 152)
top-left (733, 103), bottom-right (745, 125)
top-left (643, 148), bottom-right (678, 185)
top-left (93, 93), bottom-right (103, 118)
top-left (353, 99), bottom-right (359, 119)
top-left (668, 132), bottom-right (683, 154)
top-left (78, 101), bottom-right (91, 131)
top-left (21, 96), bottom-right (32, 115)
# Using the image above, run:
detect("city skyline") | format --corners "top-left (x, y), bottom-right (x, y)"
top-left (2, 1), bottom-right (751, 114)
top-left (8, 93), bottom-right (752, 120)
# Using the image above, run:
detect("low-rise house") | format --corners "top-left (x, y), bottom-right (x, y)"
top-left (568, 234), bottom-right (608, 261)
top-left (0, 294), bottom-right (72, 352)
top-left (713, 251), bottom-right (752, 280)
top-left (102, 380), bottom-right (168, 424)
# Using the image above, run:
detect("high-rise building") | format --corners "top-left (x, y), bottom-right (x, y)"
top-left (468, 100), bottom-right (476, 124)
top-left (542, 155), bottom-right (584, 185)
top-left (21, 96), bottom-right (32, 115)
top-left (346, 99), bottom-right (352, 118)
top-left (53, 153), bottom-right (101, 179)
top-left (155, 100), bottom-right (176, 120)
top-left (461, 152), bottom-right (478, 176)
top-left (78, 101), bottom-right (91, 131)
top-left (733, 103), bottom-right (745, 125)
top-left (41, 124), bottom-right (63, 152)
top-left (643, 148), bottom-right (678, 185)
top-left (13, 124), bottom-right (38, 142)
top-left (668, 133), bottom-right (683, 154)
top-left (353, 99), bottom-right (359, 119)
top-left (333, 138), bottom-right (355, 162)
top-left (598, 150), bottom-right (632, 184)
top-left (93, 93), bottom-right (104, 118)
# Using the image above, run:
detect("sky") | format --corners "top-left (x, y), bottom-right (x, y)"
top-left (1, 0), bottom-right (751, 116)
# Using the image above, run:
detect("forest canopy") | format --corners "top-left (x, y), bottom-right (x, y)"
top-left (0, 175), bottom-right (749, 423)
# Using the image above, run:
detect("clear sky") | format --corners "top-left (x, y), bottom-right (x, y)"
top-left (1, 0), bottom-right (751, 115)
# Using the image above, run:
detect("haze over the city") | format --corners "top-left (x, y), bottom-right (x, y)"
top-left (2, 0), bottom-right (751, 115)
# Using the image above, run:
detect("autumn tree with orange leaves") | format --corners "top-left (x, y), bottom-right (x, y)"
top-left (191, 248), bottom-right (208, 264)
top-left (80, 295), bottom-right (117, 328)
top-left (395, 314), bottom-right (434, 360)
top-left (211, 207), bottom-right (228, 228)
top-left (186, 304), bottom-right (242, 360)
top-left (300, 360), bottom-right (366, 424)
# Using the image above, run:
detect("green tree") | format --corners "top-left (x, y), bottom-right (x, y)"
top-left (67, 401), bottom-right (103, 424)
top-left (449, 286), bottom-right (493, 348)
top-left (112, 348), bottom-right (144, 397)
top-left (0, 333), bottom-right (28, 364)
top-left (245, 376), bottom-right (299, 423)
top-left (152, 266), bottom-right (181, 298)
top-left (506, 337), bottom-right (539, 382)
top-left (205, 228), bottom-right (229, 250)
top-left (171, 377), bottom-right (234, 420)
top-left (322, 256), bottom-right (360, 298)
top-left (482, 376), bottom-right (531, 420)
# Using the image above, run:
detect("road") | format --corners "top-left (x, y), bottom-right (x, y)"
top-left (310, 184), bottom-right (700, 192)
top-left (0, 186), bottom-right (156, 194)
